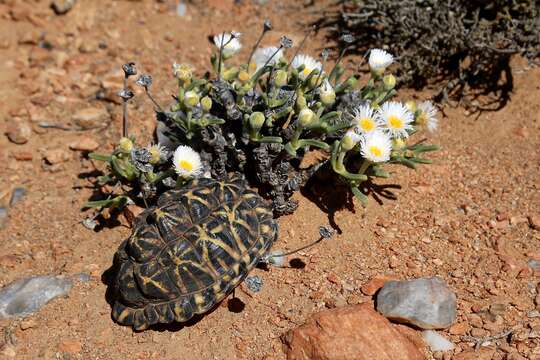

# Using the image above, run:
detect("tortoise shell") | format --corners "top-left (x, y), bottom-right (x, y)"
top-left (110, 177), bottom-right (278, 330)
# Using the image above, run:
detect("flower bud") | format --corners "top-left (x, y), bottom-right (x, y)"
top-left (392, 138), bottom-right (406, 150)
top-left (249, 112), bottom-right (265, 130)
top-left (201, 96), bottom-right (212, 111)
top-left (296, 93), bottom-right (307, 110)
top-left (238, 70), bottom-right (250, 82)
top-left (184, 91), bottom-right (200, 108)
top-left (298, 108), bottom-right (315, 127)
top-left (383, 74), bottom-right (396, 90)
top-left (273, 70), bottom-right (288, 87)
top-left (341, 130), bottom-right (361, 151)
top-left (405, 100), bottom-right (417, 113)
top-left (173, 63), bottom-right (193, 82)
top-left (319, 80), bottom-right (336, 105)
top-left (118, 137), bottom-right (133, 153)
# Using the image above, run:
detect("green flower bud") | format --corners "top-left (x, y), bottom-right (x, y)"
top-left (296, 94), bottom-right (307, 110)
top-left (249, 112), bottom-right (265, 130)
top-left (298, 108), bottom-right (315, 127)
top-left (383, 74), bottom-right (396, 90)
top-left (118, 137), bottom-right (133, 153)
top-left (319, 80), bottom-right (336, 105)
top-left (340, 130), bottom-right (361, 151)
top-left (405, 100), bottom-right (417, 113)
top-left (173, 63), bottom-right (193, 82)
top-left (184, 91), bottom-right (200, 108)
top-left (201, 96), bottom-right (212, 111)
top-left (274, 70), bottom-right (288, 87)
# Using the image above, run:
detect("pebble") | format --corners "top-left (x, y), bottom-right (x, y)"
top-left (44, 148), bottom-right (70, 164)
top-left (422, 330), bottom-right (454, 352)
top-left (12, 150), bottom-right (33, 161)
top-left (69, 137), bottom-right (99, 151)
top-left (282, 303), bottom-right (425, 360)
top-left (20, 318), bottom-right (38, 330)
top-left (0, 275), bottom-right (73, 319)
top-left (361, 275), bottom-right (399, 296)
top-left (245, 275), bottom-right (263, 293)
top-left (0, 207), bottom-right (8, 229)
top-left (527, 259), bottom-right (540, 272)
top-left (449, 322), bottom-right (470, 335)
top-left (5, 120), bottom-right (32, 144)
top-left (529, 215), bottom-right (540, 230)
top-left (376, 277), bottom-right (457, 329)
top-left (72, 107), bottom-right (110, 130)
top-left (52, 0), bottom-right (77, 15)
top-left (9, 187), bottom-right (27, 206)
top-left (57, 340), bottom-right (82, 353)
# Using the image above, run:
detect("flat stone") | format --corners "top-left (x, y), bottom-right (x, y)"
top-left (282, 303), bottom-right (426, 360)
top-left (9, 187), bottom-right (27, 206)
top-left (5, 120), bottom-right (32, 144)
top-left (44, 148), bottom-right (70, 164)
top-left (52, 0), bottom-right (77, 15)
top-left (57, 340), bottom-right (82, 353)
top-left (362, 275), bottom-right (400, 296)
top-left (72, 107), bottom-right (110, 129)
top-left (528, 259), bottom-right (540, 272)
top-left (421, 330), bottom-right (454, 352)
top-left (0, 207), bottom-right (8, 229)
top-left (376, 277), bottom-right (457, 329)
top-left (0, 275), bottom-right (73, 319)
top-left (69, 137), bottom-right (99, 151)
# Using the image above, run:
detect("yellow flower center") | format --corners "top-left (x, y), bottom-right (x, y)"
top-left (388, 115), bottom-right (403, 129)
top-left (302, 67), bottom-right (312, 78)
top-left (359, 118), bottom-right (375, 132)
top-left (369, 146), bottom-right (383, 158)
top-left (416, 112), bottom-right (427, 125)
top-left (178, 160), bottom-right (194, 172)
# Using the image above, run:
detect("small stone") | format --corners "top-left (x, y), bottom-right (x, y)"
top-left (69, 137), bottom-right (99, 151)
top-left (1, 346), bottom-right (16, 358)
top-left (527, 259), bottom-right (540, 272)
top-left (12, 151), bottom-right (33, 161)
top-left (44, 148), bottom-right (70, 164)
top-left (422, 330), bottom-right (454, 352)
top-left (9, 187), bottom-right (27, 206)
top-left (0, 275), bottom-right (73, 319)
top-left (529, 215), bottom-right (540, 230)
top-left (20, 318), bottom-right (37, 330)
top-left (0, 207), bottom-right (8, 229)
top-left (52, 0), bottom-right (77, 15)
top-left (376, 277), bottom-right (457, 329)
top-left (72, 107), bottom-right (110, 130)
top-left (361, 275), bottom-right (399, 296)
top-left (5, 120), bottom-right (32, 144)
top-left (282, 303), bottom-right (425, 360)
top-left (449, 322), bottom-right (470, 335)
top-left (57, 340), bottom-right (82, 353)
top-left (245, 275), bottom-right (263, 293)
top-left (454, 348), bottom-right (495, 360)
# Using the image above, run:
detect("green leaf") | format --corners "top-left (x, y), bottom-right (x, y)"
top-left (410, 157), bottom-right (433, 164)
top-left (82, 198), bottom-right (115, 209)
top-left (284, 142), bottom-right (297, 157)
top-left (370, 167), bottom-right (390, 178)
top-left (297, 139), bottom-right (330, 150)
top-left (411, 144), bottom-right (441, 153)
top-left (351, 186), bottom-right (368, 206)
top-left (257, 136), bottom-right (283, 144)
top-left (88, 153), bottom-right (112, 162)
top-left (393, 157), bottom-right (417, 169)
top-left (97, 175), bottom-right (114, 185)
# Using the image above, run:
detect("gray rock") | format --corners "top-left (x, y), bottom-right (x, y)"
top-left (528, 259), bottom-right (540, 272)
top-left (422, 330), bottom-right (454, 351)
top-left (0, 275), bottom-right (73, 319)
top-left (52, 0), bottom-right (76, 15)
top-left (245, 275), bottom-right (263, 292)
top-left (376, 277), bottom-right (457, 329)
top-left (9, 187), bottom-right (27, 207)
top-left (0, 207), bottom-right (7, 229)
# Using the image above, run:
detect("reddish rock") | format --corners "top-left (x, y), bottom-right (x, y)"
top-left (44, 148), bottom-right (70, 164)
top-left (361, 275), bottom-right (399, 296)
top-left (449, 322), bottom-right (470, 335)
top-left (57, 340), bottom-right (82, 353)
top-left (529, 215), bottom-right (540, 230)
top-left (282, 303), bottom-right (426, 360)
top-left (12, 150), bottom-right (33, 161)
top-left (453, 347), bottom-right (495, 360)
top-left (69, 137), bottom-right (99, 151)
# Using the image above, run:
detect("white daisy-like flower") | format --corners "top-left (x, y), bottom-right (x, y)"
top-left (377, 101), bottom-right (414, 138)
top-left (291, 54), bottom-right (323, 80)
top-left (213, 32), bottom-right (242, 57)
top-left (252, 46), bottom-right (283, 70)
top-left (368, 49), bottom-right (393, 73)
top-left (173, 145), bottom-right (203, 178)
top-left (359, 131), bottom-right (392, 163)
top-left (416, 101), bottom-right (439, 132)
top-left (352, 105), bottom-right (378, 135)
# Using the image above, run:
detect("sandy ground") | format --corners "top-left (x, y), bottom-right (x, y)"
top-left (0, 1), bottom-right (539, 359)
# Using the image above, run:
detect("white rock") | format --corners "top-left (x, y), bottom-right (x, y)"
top-left (422, 330), bottom-right (455, 352)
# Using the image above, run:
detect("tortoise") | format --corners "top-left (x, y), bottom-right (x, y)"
top-left (109, 177), bottom-right (278, 330)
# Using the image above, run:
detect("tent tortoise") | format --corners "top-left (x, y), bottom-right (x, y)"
top-left (109, 177), bottom-right (278, 330)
